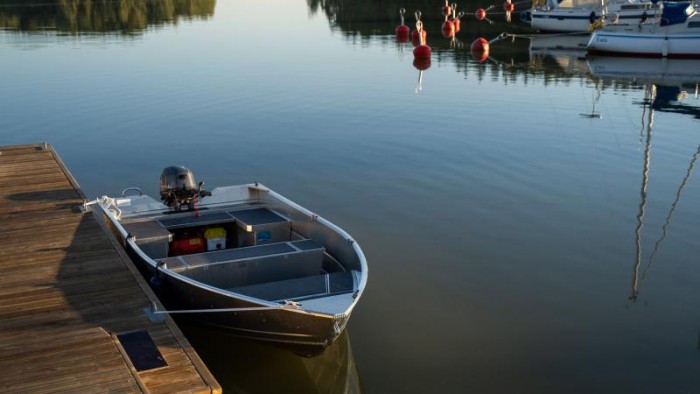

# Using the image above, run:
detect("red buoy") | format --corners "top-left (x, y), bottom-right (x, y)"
top-left (413, 58), bottom-right (431, 71)
top-left (442, 0), bottom-right (452, 16)
top-left (411, 29), bottom-right (427, 47)
top-left (411, 29), bottom-right (427, 41)
top-left (476, 8), bottom-right (487, 20)
top-left (442, 19), bottom-right (455, 33)
top-left (452, 6), bottom-right (462, 32)
top-left (414, 44), bottom-right (432, 59)
top-left (470, 37), bottom-right (490, 61)
top-left (452, 18), bottom-right (461, 32)
top-left (411, 10), bottom-right (427, 47)
top-left (471, 37), bottom-right (489, 52)
top-left (396, 8), bottom-right (410, 42)
top-left (397, 26), bottom-right (410, 42)
top-left (413, 20), bottom-right (431, 59)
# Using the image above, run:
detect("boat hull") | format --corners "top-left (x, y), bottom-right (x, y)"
top-left (587, 31), bottom-right (700, 58)
top-left (91, 182), bottom-right (367, 355)
top-left (531, 6), bottom-right (657, 32)
top-left (125, 236), bottom-right (347, 355)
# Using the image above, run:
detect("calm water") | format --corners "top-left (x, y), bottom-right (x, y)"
top-left (3, 0), bottom-right (700, 393)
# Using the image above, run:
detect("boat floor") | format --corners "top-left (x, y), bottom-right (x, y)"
top-left (229, 271), bottom-right (357, 314)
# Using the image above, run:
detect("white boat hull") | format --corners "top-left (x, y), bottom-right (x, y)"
top-left (531, 3), bottom-right (659, 32)
top-left (587, 31), bottom-right (700, 58)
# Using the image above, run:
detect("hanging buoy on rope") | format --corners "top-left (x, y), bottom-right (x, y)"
top-left (411, 11), bottom-right (427, 46)
top-left (470, 37), bottom-right (490, 62)
top-left (442, 0), bottom-right (452, 16)
top-left (503, 0), bottom-right (515, 13)
top-left (413, 20), bottom-right (431, 59)
top-left (451, 5), bottom-right (461, 32)
top-left (442, 16), bottom-right (455, 37)
top-left (412, 30), bottom-right (427, 46)
top-left (413, 44), bottom-right (431, 58)
top-left (396, 8), bottom-right (410, 42)
top-left (476, 8), bottom-right (487, 20)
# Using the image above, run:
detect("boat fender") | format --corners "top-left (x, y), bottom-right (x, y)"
top-left (588, 18), bottom-right (605, 32)
top-left (149, 261), bottom-right (166, 291)
top-left (589, 11), bottom-right (597, 24)
top-left (149, 275), bottom-right (164, 289)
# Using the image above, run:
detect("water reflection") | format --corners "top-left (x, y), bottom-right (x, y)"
top-left (627, 85), bottom-right (700, 302)
top-left (588, 57), bottom-right (700, 119)
top-left (306, 0), bottom-right (630, 88)
top-left (587, 58), bottom-right (700, 303)
top-left (179, 320), bottom-right (363, 394)
top-left (0, 0), bottom-right (215, 34)
top-left (308, 0), bottom-right (535, 58)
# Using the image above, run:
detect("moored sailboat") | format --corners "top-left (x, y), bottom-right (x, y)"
top-left (587, 1), bottom-right (700, 58)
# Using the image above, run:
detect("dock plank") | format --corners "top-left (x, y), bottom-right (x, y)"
top-left (0, 143), bottom-right (221, 394)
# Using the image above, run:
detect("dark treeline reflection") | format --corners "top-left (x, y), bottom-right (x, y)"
top-left (0, 0), bottom-right (215, 34)
top-left (305, 0), bottom-right (597, 83)
top-left (306, 0), bottom-right (534, 37)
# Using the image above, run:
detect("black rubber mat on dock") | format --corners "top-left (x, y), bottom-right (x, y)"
top-left (117, 330), bottom-right (167, 372)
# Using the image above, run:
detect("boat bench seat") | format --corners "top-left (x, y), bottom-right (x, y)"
top-left (229, 271), bottom-right (357, 302)
top-left (162, 239), bottom-right (321, 270)
top-left (162, 240), bottom-right (326, 289)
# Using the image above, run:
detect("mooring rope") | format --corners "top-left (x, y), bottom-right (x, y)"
top-left (148, 300), bottom-right (303, 315)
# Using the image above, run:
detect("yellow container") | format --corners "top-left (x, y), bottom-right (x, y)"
top-left (204, 227), bottom-right (226, 239)
top-left (204, 227), bottom-right (227, 251)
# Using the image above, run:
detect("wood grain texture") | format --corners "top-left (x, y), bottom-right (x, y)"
top-left (0, 144), bottom-right (221, 394)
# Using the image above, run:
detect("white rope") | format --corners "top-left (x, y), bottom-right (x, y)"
top-left (150, 300), bottom-right (302, 315)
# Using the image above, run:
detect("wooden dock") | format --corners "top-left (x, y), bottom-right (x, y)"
top-left (0, 143), bottom-right (221, 393)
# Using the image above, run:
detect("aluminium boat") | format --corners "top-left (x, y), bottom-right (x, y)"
top-left (86, 166), bottom-right (368, 354)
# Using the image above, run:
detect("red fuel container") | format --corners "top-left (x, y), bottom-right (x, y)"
top-left (170, 234), bottom-right (205, 256)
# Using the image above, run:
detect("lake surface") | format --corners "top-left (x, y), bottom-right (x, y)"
top-left (2, 0), bottom-right (700, 393)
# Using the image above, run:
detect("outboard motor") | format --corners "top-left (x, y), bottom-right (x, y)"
top-left (159, 166), bottom-right (211, 211)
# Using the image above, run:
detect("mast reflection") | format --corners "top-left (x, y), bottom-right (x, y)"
top-left (630, 85), bottom-right (655, 302)
top-left (587, 57), bottom-right (700, 303)
top-left (630, 86), bottom-right (699, 302)
top-left (643, 145), bottom-right (700, 279)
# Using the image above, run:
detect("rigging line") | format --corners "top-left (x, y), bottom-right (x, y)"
top-left (505, 32), bottom-right (587, 41)
top-left (642, 144), bottom-right (700, 279)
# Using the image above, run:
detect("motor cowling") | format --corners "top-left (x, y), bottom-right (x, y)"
top-left (159, 166), bottom-right (210, 211)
